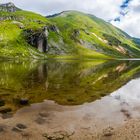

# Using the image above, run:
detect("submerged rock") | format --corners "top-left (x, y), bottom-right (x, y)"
top-left (16, 124), bottom-right (27, 129)
top-left (12, 124), bottom-right (27, 133)
top-left (0, 107), bottom-right (12, 114)
top-left (1, 112), bottom-right (13, 119)
top-left (0, 125), bottom-right (6, 133)
top-left (103, 127), bottom-right (114, 137)
top-left (35, 116), bottom-right (46, 125)
top-left (43, 131), bottom-right (74, 140)
top-left (0, 100), bottom-right (5, 107)
top-left (20, 98), bottom-right (29, 105)
top-left (12, 127), bottom-right (22, 133)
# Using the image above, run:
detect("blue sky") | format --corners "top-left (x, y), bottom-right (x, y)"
top-left (113, 0), bottom-right (131, 22)
top-left (120, 0), bottom-right (131, 8)
top-left (1, 0), bottom-right (140, 38)
top-left (111, 0), bottom-right (140, 38)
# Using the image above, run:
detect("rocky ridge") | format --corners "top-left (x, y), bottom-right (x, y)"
top-left (0, 2), bottom-right (20, 12)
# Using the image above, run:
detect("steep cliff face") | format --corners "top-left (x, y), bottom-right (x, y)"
top-left (38, 27), bottom-right (49, 52)
top-left (24, 27), bottom-right (49, 53)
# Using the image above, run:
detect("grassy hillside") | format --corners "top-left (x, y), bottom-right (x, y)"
top-left (0, 10), bottom-right (49, 59)
top-left (48, 11), bottom-right (140, 58)
top-left (1, 3), bottom-right (140, 59)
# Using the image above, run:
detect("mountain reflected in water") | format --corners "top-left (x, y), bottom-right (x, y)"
top-left (0, 60), bottom-right (140, 113)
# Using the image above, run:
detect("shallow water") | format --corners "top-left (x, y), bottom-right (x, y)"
top-left (0, 59), bottom-right (140, 114)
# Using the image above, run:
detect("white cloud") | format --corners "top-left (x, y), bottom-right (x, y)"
top-left (0, 0), bottom-right (123, 19)
top-left (112, 0), bottom-right (140, 38)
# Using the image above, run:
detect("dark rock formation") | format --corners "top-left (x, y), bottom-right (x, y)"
top-left (24, 27), bottom-right (49, 53)
top-left (71, 29), bottom-right (80, 39)
top-left (48, 25), bottom-right (60, 34)
top-left (73, 29), bottom-right (80, 37)
top-left (38, 27), bottom-right (49, 52)
top-left (12, 123), bottom-right (27, 133)
top-left (0, 107), bottom-right (12, 113)
top-left (0, 100), bottom-right (5, 107)
top-left (0, 2), bottom-right (20, 12)
top-left (0, 125), bottom-right (6, 133)
top-left (16, 124), bottom-right (27, 129)
top-left (82, 29), bottom-right (90, 35)
top-left (20, 98), bottom-right (29, 105)
top-left (12, 127), bottom-right (22, 133)
top-left (1, 113), bottom-right (13, 119)
top-left (71, 29), bottom-right (80, 42)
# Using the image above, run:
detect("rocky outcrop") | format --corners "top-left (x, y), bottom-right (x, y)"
top-left (71, 29), bottom-right (81, 42)
top-left (0, 3), bottom-right (22, 21)
top-left (48, 25), bottom-right (60, 34)
top-left (0, 2), bottom-right (20, 12)
top-left (12, 21), bottom-right (25, 29)
top-left (24, 27), bottom-right (49, 53)
top-left (38, 27), bottom-right (49, 52)
top-left (72, 29), bottom-right (80, 37)
top-left (0, 16), bottom-right (24, 21)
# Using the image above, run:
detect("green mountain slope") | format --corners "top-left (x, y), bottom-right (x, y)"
top-left (0, 3), bottom-right (49, 59)
top-left (0, 3), bottom-right (140, 59)
top-left (48, 11), bottom-right (140, 58)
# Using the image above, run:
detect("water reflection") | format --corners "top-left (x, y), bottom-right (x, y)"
top-left (112, 78), bottom-right (140, 104)
top-left (0, 60), bottom-right (140, 113)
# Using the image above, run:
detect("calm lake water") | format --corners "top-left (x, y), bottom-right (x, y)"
top-left (0, 59), bottom-right (140, 114)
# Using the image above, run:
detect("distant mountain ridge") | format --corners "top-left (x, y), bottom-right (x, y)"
top-left (132, 37), bottom-right (140, 46)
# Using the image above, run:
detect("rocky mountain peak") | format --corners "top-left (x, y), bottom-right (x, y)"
top-left (0, 2), bottom-right (20, 12)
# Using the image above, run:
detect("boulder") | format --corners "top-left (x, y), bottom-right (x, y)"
top-left (20, 98), bottom-right (29, 105)
top-left (12, 21), bottom-right (25, 29)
